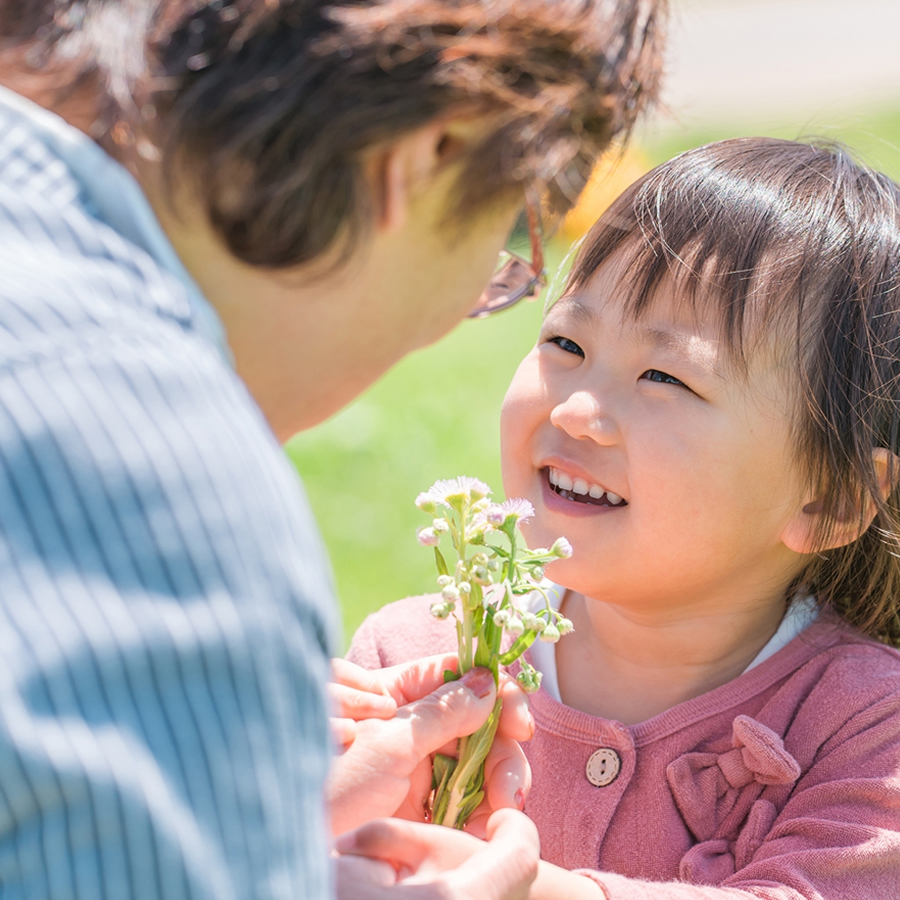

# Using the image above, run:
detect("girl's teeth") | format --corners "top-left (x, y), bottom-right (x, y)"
top-left (548, 467), bottom-right (626, 506)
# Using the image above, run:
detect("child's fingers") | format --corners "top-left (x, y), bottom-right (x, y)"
top-left (497, 674), bottom-right (536, 742)
top-left (483, 734), bottom-right (531, 815)
top-left (328, 681), bottom-right (398, 720)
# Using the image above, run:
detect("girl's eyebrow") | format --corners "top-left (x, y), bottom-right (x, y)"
top-left (640, 327), bottom-right (725, 380)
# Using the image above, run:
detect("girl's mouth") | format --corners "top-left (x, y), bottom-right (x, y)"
top-left (547, 467), bottom-right (627, 508)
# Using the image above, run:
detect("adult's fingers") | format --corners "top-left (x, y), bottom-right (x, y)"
top-left (330, 717), bottom-right (357, 749)
top-left (329, 681), bottom-right (398, 721)
top-left (335, 816), bottom-right (482, 875)
top-left (336, 809), bottom-right (540, 900)
top-left (388, 667), bottom-right (498, 765)
top-left (378, 654), bottom-right (461, 705)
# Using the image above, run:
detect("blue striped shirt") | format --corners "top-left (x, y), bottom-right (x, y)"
top-left (0, 85), bottom-right (338, 899)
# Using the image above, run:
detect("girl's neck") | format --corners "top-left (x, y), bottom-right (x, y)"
top-left (555, 590), bottom-right (788, 725)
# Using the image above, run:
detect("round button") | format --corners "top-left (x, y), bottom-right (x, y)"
top-left (586, 748), bottom-right (621, 787)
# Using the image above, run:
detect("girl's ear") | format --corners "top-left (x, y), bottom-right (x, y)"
top-left (781, 447), bottom-right (899, 554)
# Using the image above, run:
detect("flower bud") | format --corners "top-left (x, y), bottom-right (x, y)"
top-left (530, 566), bottom-right (545, 581)
top-left (442, 584), bottom-right (461, 601)
top-left (458, 581), bottom-right (471, 594)
top-left (487, 558), bottom-right (501, 572)
top-left (486, 505), bottom-right (506, 526)
top-left (539, 623), bottom-right (561, 643)
top-left (506, 615), bottom-right (525, 636)
top-left (430, 601), bottom-right (452, 619)
top-left (432, 518), bottom-right (450, 533)
top-left (471, 565), bottom-right (491, 584)
top-left (521, 612), bottom-right (544, 633)
top-left (550, 537), bottom-right (574, 559)
top-left (492, 609), bottom-right (511, 627)
top-left (437, 574), bottom-right (454, 587)
top-left (472, 552), bottom-right (489, 567)
top-left (516, 664), bottom-right (543, 694)
top-left (557, 617), bottom-right (575, 635)
top-left (417, 527), bottom-right (440, 547)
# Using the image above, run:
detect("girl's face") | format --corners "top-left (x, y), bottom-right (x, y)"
top-left (500, 259), bottom-right (815, 618)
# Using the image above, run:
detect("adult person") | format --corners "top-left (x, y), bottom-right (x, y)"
top-left (0, 0), bottom-right (664, 898)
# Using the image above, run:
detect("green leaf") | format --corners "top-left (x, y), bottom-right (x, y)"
top-left (434, 546), bottom-right (450, 577)
top-left (443, 669), bottom-right (460, 683)
top-left (499, 630), bottom-right (539, 666)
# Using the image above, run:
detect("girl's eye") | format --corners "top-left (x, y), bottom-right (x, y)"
top-left (640, 369), bottom-right (685, 387)
top-left (547, 336), bottom-right (585, 357)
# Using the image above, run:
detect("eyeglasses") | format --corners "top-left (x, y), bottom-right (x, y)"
top-left (467, 189), bottom-right (547, 319)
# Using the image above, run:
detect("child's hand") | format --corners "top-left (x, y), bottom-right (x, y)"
top-left (334, 808), bottom-right (540, 900)
top-left (327, 656), bottom-right (533, 836)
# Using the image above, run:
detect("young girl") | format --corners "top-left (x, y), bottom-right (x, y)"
top-left (346, 137), bottom-right (900, 899)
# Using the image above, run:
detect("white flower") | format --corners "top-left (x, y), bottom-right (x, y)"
top-left (539, 623), bottom-right (561, 643)
top-left (442, 584), bottom-right (461, 601)
top-left (550, 536), bottom-right (573, 558)
top-left (417, 527), bottom-right (441, 547)
top-left (557, 617), bottom-right (575, 635)
top-left (458, 581), bottom-right (472, 594)
top-left (521, 612), bottom-right (544, 633)
top-left (437, 574), bottom-right (454, 587)
top-left (492, 609), bottom-right (511, 627)
top-left (432, 518), bottom-right (450, 533)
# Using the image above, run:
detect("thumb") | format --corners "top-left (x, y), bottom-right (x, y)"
top-left (396, 666), bottom-right (497, 759)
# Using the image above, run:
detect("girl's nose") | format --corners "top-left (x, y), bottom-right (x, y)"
top-left (549, 390), bottom-right (617, 443)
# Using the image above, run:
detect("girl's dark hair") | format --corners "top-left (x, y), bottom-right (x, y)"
top-left (566, 137), bottom-right (900, 647)
top-left (0, 0), bottom-right (666, 267)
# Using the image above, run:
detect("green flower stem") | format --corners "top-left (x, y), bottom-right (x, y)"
top-left (432, 696), bottom-right (501, 829)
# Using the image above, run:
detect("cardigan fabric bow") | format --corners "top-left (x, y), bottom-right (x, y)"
top-left (666, 715), bottom-right (801, 843)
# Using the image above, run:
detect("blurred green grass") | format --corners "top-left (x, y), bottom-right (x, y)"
top-left (286, 103), bottom-right (900, 648)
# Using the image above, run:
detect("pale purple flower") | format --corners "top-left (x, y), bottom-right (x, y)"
top-left (550, 536), bottom-right (573, 558)
top-left (498, 497), bottom-right (535, 524)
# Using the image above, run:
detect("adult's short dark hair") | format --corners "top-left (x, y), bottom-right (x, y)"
top-left (565, 137), bottom-right (900, 647)
top-left (0, 0), bottom-right (666, 268)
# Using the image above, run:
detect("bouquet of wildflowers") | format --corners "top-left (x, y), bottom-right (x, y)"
top-left (415, 476), bottom-right (573, 829)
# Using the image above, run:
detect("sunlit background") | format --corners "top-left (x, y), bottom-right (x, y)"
top-left (287, 0), bottom-right (900, 646)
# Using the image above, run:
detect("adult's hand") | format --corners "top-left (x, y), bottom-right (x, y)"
top-left (334, 808), bottom-right (540, 900)
top-left (327, 656), bottom-right (533, 837)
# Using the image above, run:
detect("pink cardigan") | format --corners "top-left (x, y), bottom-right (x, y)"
top-left (347, 596), bottom-right (900, 900)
